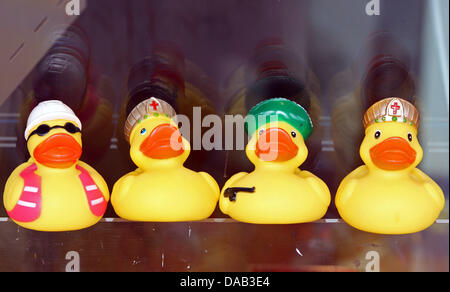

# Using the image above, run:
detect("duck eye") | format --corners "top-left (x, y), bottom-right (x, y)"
top-left (64, 122), bottom-right (80, 134)
top-left (374, 130), bottom-right (381, 139)
top-left (291, 130), bottom-right (297, 138)
top-left (140, 128), bottom-right (147, 135)
top-left (259, 129), bottom-right (265, 136)
top-left (35, 124), bottom-right (51, 136)
top-left (408, 133), bottom-right (413, 142)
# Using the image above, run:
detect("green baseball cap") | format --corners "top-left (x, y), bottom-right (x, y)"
top-left (245, 98), bottom-right (313, 139)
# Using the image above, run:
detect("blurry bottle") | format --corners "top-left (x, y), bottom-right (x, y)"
top-left (244, 38), bottom-right (312, 112)
top-left (182, 59), bottom-right (222, 177)
top-left (125, 44), bottom-right (184, 118)
top-left (17, 25), bottom-right (114, 164)
top-left (34, 25), bottom-right (90, 110)
top-left (182, 60), bottom-right (218, 125)
top-left (329, 31), bottom-right (417, 175)
top-left (117, 42), bottom-right (185, 166)
top-left (224, 38), bottom-right (323, 176)
top-left (118, 42), bottom-right (220, 173)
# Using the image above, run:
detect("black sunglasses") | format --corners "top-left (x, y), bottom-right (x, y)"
top-left (27, 122), bottom-right (81, 140)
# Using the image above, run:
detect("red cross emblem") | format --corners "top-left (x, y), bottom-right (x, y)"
top-left (390, 102), bottom-right (401, 115)
top-left (149, 99), bottom-right (159, 111)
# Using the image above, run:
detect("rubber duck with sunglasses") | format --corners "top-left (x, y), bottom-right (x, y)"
top-left (3, 100), bottom-right (109, 231)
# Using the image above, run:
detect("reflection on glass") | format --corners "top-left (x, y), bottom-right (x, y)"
top-left (16, 25), bottom-right (114, 164)
top-left (224, 37), bottom-right (324, 177)
top-left (329, 31), bottom-right (417, 175)
top-left (117, 42), bottom-right (220, 175)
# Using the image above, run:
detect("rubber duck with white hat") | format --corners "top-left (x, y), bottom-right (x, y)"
top-left (335, 97), bottom-right (445, 234)
top-left (111, 97), bottom-right (220, 222)
top-left (3, 100), bottom-right (109, 231)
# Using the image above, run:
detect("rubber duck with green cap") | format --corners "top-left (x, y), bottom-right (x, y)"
top-left (219, 98), bottom-right (331, 224)
top-left (111, 97), bottom-right (220, 222)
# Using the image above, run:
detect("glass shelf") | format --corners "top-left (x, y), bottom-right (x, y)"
top-left (0, 219), bottom-right (448, 272)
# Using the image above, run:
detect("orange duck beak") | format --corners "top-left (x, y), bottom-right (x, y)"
top-left (370, 137), bottom-right (416, 170)
top-left (256, 127), bottom-right (298, 162)
top-left (140, 124), bottom-right (184, 159)
top-left (33, 133), bottom-right (82, 168)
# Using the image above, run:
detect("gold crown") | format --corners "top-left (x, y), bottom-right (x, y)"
top-left (124, 97), bottom-right (177, 143)
top-left (363, 97), bottom-right (419, 129)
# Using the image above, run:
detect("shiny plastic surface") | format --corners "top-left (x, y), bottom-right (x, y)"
top-left (4, 115), bottom-right (109, 231)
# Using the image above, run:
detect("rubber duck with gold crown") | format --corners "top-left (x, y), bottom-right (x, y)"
top-left (335, 97), bottom-right (445, 234)
top-left (219, 98), bottom-right (331, 224)
top-left (3, 100), bottom-right (109, 231)
top-left (111, 97), bottom-right (220, 221)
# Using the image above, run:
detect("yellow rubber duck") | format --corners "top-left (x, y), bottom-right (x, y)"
top-left (3, 100), bottom-right (109, 231)
top-left (111, 97), bottom-right (220, 221)
top-left (219, 98), bottom-right (331, 224)
top-left (336, 97), bottom-right (445, 234)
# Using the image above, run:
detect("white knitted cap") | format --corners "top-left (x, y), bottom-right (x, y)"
top-left (24, 100), bottom-right (82, 140)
